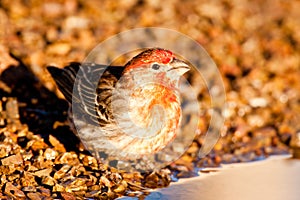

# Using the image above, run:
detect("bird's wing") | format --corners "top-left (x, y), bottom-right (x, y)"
top-left (94, 65), bottom-right (124, 126)
top-left (47, 62), bottom-right (80, 103)
top-left (47, 62), bottom-right (124, 126)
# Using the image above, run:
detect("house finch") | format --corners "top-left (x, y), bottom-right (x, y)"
top-left (47, 48), bottom-right (190, 161)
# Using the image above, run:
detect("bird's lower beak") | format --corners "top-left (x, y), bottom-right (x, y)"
top-left (168, 58), bottom-right (190, 76)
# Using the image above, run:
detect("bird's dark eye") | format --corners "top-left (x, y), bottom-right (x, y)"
top-left (151, 63), bottom-right (160, 70)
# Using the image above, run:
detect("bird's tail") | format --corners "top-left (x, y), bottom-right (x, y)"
top-left (47, 62), bottom-right (80, 103)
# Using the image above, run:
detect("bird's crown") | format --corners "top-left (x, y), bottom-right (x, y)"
top-left (124, 48), bottom-right (175, 71)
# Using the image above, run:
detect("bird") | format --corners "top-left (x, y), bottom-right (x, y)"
top-left (47, 48), bottom-right (190, 161)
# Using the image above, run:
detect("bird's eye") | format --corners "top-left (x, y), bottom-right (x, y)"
top-left (151, 63), bottom-right (160, 70)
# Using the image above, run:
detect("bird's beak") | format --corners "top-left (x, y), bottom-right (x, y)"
top-left (168, 58), bottom-right (190, 76)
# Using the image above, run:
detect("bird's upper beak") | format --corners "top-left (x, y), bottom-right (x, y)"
top-left (168, 58), bottom-right (190, 76)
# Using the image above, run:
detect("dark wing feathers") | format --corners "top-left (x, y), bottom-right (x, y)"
top-left (47, 62), bottom-right (80, 103)
top-left (47, 62), bottom-right (125, 126)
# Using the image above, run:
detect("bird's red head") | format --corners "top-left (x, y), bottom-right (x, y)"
top-left (124, 48), bottom-right (175, 72)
